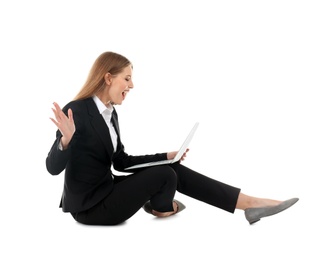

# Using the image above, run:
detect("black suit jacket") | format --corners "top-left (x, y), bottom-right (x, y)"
top-left (46, 98), bottom-right (167, 213)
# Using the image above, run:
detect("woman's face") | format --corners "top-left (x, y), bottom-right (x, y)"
top-left (106, 65), bottom-right (133, 105)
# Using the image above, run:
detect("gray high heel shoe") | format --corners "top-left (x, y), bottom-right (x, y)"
top-left (245, 198), bottom-right (299, 225)
top-left (143, 200), bottom-right (186, 216)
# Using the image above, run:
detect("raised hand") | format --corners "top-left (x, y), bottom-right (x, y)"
top-left (50, 102), bottom-right (75, 149)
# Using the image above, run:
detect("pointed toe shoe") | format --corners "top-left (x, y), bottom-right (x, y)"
top-left (143, 199), bottom-right (186, 216)
top-left (245, 197), bottom-right (299, 225)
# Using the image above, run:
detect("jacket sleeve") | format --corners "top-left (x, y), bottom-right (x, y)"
top-left (45, 102), bottom-right (81, 176)
top-left (112, 143), bottom-right (167, 173)
top-left (45, 131), bottom-right (72, 175)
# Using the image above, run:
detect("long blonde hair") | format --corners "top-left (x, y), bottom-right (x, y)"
top-left (74, 52), bottom-right (132, 101)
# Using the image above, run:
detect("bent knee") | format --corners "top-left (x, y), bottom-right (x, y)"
top-left (152, 165), bottom-right (177, 182)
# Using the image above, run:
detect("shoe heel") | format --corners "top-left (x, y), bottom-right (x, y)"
top-left (249, 218), bottom-right (260, 225)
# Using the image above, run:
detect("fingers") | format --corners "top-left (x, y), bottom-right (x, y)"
top-left (181, 148), bottom-right (190, 161)
top-left (51, 102), bottom-right (68, 122)
top-left (50, 107), bottom-right (59, 124)
top-left (53, 102), bottom-right (61, 110)
top-left (67, 108), bottom-right (74, 123)
top-left (51, 103), bottom-right (61, 119)
top-left (50, 102), bottom-right (67, 126)
top-left (49, 117), bottom-right (59, 127)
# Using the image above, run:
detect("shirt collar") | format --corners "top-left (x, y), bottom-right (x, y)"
top-left (92, 95), bottom-right (114, 116)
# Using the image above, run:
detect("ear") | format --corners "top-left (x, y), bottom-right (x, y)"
top-left (104, 73), bottom-right (113, 85)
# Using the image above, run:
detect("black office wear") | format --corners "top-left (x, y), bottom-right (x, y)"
top-left (46, 97), bottom-right (240, 225)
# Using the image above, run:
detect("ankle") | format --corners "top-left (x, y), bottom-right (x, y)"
top-left (152, 201), bottom-right (178, 217)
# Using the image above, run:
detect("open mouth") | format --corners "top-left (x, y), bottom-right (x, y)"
top-left (122, 91), bottom-right (128, 99)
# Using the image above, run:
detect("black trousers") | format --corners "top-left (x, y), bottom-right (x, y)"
top-left (72, 163), bottom-right (241, 225)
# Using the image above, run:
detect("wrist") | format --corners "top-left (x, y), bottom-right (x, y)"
top-left (60, 137), bottom-right (70, 150)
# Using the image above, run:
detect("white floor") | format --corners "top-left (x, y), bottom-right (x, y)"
top-left (1, 1), bottom-right (323, 259)
top-left (2, 156), bottom-right (322, 260)
top-left (3, 194), bottom-right (320, 260)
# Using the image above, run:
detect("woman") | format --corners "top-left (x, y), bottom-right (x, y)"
top-left (46, 51), bottom-right (298, 225)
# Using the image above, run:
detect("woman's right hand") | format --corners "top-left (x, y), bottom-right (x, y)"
top-left (50, 102), bottom-right (75, 149)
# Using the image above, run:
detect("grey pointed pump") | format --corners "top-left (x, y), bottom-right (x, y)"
top-left (143, 200), bottom-right (186, 216)
top-left (245, 198), bottom-right (299, 225)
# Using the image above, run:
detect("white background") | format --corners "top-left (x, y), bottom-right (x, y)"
top-left (1, 0), bottom-right (323, 259)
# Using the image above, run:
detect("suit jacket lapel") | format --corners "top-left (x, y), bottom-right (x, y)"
top-left (85, 98), bottom-right (114, 159)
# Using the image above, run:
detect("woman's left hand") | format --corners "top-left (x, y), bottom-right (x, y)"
top-left (167, 148), bottom-right (189, 161)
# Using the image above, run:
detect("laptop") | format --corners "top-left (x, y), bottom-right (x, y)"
top-left (124, 122), bottom-right (199, 170)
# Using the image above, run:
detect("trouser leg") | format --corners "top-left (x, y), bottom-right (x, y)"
top-left (170, 163), bottom-right (241, 213)
top-left (72, 165), bottom-right (177, 225)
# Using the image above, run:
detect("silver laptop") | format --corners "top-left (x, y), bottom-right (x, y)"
top-left (124, 122), bottom-right (199, 170)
